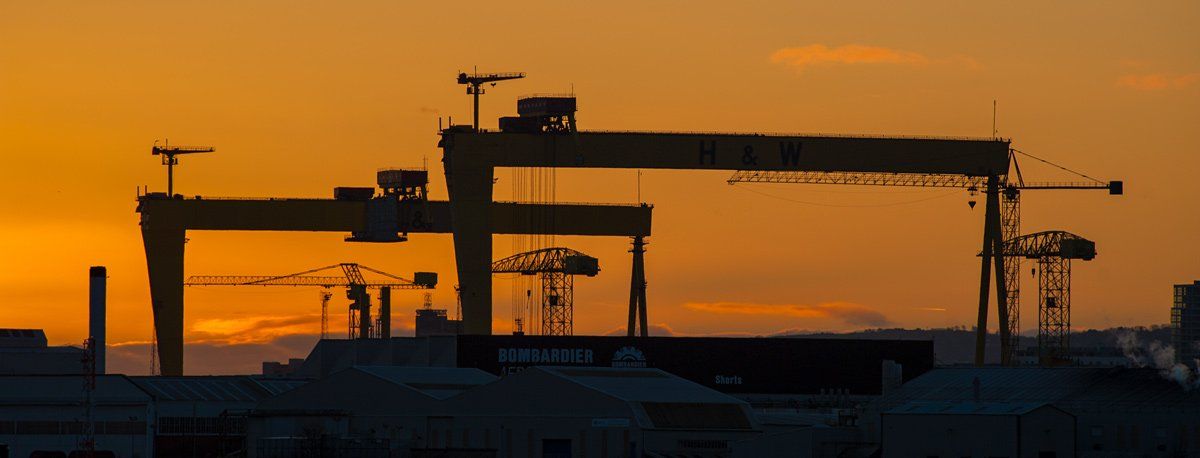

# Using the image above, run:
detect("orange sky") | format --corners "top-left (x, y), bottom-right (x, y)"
top-left (2, 2), bottom-right (1198, 374)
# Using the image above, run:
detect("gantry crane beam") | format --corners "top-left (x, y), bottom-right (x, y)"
top-left (440, 130), bottom-right (1011, 338)
top-left (137, 194), bottom-right (651, 375)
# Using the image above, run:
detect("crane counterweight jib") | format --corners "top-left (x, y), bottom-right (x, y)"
top-left (491, 247), bottom-right (599, 276)
top-left (151, 145), bottom-right (215, 155)
top-left (457, 72), bottom-right (526, 85)
top-left (1001, 230), bottom-right (1096, 260)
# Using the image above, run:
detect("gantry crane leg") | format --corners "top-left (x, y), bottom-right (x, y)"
top-left (1000, 188), bottom-right (1022, 365)
top-left (627, 236), bottom-right (648, 337)
top-left (142, 224), bottom-right (186, 376)
top-left (975, 175), bottom-right (1010, 366)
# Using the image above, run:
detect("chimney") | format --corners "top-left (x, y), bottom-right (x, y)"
top-left (89, 266), bottom-right (107, 374)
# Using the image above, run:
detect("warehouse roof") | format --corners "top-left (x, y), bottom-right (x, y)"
top-left (539, 366), bottom-right (744, 404)
top-left (131, 376), bottom-right (308, 402)
top-left (354, 366), bottom-right (496, 399)
top-left (876, 367), bottom-right (1200, 414)
top-left (0, 375), bottom-right (149, 405)
top-left (885, 401), bottom-right (1058, 416)
top-left (532, 367), bottom-right (756, 430)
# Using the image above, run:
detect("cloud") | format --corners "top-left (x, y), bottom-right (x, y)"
top-left (188, 314), bottom-right (323, 345)
top-left (108, 333), bottom-right (321, 375)
top-left (1116, 73), bottom-right (1200, 91)
top-left (603, 323), bottom-right (677, 337)
top-left (684, 301), bottom-right (891, 327)
top-left (770, 44), bottom-right (929, 72)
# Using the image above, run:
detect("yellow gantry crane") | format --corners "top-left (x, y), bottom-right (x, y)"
top-left (185, 263), bottom-right (437, 340)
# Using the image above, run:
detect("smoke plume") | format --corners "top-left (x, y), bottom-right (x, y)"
top-left (1115, 329), bottom-right (1199, 389)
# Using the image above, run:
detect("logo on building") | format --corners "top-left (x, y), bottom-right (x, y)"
top-left (611, 346), bottom-right (647, 368)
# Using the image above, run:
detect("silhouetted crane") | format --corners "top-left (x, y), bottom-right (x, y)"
top-left (186, 263), bottom-right (436, 339)
top-left (727, 149), bottom-right (1121, 365)
top-left (491, 248), bottom-right (599, 336)
top-left (151, 140), bottom-right (214, 196)
top-left (457, 70), bottom-right (525, 129)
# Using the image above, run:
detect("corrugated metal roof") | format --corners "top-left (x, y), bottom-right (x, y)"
top-left (885, 401), bottom-right (1051, 416)
top-left (252, 378), bottom-right (309, 396)
top-left (876, 367), bottom-right (1200, 414)
top-left (539, 366), bottom-right (745, 405)
top-left (130, 376), bottom-right (283, 402)
top-left (354, 366), bottom-right (496, 400)
top-left (0, 375), bottom-right (149, 405)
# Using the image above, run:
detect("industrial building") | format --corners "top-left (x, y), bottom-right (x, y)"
top-left (1174, 280), bottom-right (1200, 365)
top-left (249, 366), bottom-right (496, 457)
top-left (867, 366), bottom-right (1200, 457)
top-left (0, 373), bottom-right (306, 457)
top-left (247, 366), bottom-right (761, 458)
top-left (0, 329), bottom-right (85, 376)
top-left (882, 402), bottom-right (1074, 457)
top-left (129, 376), bottom-right (307, 457)
top-left (292, 334), bottom-right (935, 401)
top-left (0, 375), bottom-right (153, 458)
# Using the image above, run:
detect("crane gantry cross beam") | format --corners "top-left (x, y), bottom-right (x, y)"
top-left (439, 130), bottom-right (1011, 338)
top-left (138, 194), bottom-right (651, 376)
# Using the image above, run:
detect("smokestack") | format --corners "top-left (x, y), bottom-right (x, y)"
top-left (89, 266), bottom-right (106, 374)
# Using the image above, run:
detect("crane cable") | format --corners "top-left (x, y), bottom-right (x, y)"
top-left (1010, 148), bottom-right (1106, 185)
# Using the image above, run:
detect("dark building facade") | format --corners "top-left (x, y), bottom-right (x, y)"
top-left (1173, 281), bottom-right (1200, 364)
top-left (299, 335), bottom-right (934, 397)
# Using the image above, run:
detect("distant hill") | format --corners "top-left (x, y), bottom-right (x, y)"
top-left (776, 326), bottom-right (1172, 365)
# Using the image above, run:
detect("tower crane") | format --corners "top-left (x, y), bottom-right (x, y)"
top-left (185, 263), bottom-right (437, 340)
top-left (1002, 230), bottom-right (1095, 365)
top-left (491, 247), bottom-right (600, 336)
top-left (151, 140), bottom-right (214, 196)
top-left (727, 150), bottom-right (1121, 366)
top-left (457, 70), bottom-right (526, 130)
